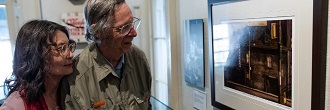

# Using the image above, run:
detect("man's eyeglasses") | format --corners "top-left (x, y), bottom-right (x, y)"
top-left (52, 43), bottom-right (76, 55)
top-left (112, 17), bottom-right (141, 36)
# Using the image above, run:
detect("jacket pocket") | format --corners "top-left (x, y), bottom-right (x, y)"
top-left (134, 91), bottom-right (150, 103)
top-left (132, 91), bottom-right (150, 110)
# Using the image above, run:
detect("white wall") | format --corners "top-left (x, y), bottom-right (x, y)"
top-left (126, 0), bottom-right (151, 63)
top-left (127, 0), bottom-right (208, 109)
top-left (40, 0), bottom-right (85, 23)
top-left (6, 0), bottom-right (41, 48)
top-left (167, 0), bottom-right (180, 109)
top-left (177, 0), bottom-right (214, 109)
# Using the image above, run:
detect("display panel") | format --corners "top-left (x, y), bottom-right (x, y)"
top-left (215, 18), bottom-right (292, 107)
top-left (207, 0), bottom-right (318, 109)
top-left (184, 19), bottom-right (205, 89)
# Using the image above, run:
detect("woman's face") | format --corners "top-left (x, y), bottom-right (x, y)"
top-left (48, 30), bottom-right (74, 76)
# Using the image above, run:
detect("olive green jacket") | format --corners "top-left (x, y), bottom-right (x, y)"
top-left (60, 43), bottom-right (152, 110)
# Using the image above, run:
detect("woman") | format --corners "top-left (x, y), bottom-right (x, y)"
top-left (0, 20), bottom-right (76, 110)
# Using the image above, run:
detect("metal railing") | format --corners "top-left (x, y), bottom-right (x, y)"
top-left (0, 84), bottom-right (6, 106)
top-left (0, 85), bottom-right (174, 109)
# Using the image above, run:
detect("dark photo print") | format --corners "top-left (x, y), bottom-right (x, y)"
top-left (222, 19), bottom-right (292, 107)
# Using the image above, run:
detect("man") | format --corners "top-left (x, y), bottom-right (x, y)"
top-left (60, 0), bottom-right (152, 109)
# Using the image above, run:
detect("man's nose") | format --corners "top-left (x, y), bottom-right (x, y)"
top-left (127, 27), bottom-right (137, 37)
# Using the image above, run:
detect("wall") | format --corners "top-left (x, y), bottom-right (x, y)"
top-left (6, 0), bottom-right (41, 48)
top-left (168, 0), bottom-right (180, 109)
top-left (177, 0), bottom-right (215, 109)
top-left (125, 0), bottom-right (151, 64)
top-left (6, 0), bottom-right (86, 55)
top-left (40, 0), bottom-right (85, 23)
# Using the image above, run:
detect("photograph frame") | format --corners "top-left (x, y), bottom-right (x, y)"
top-left (61, 12), bottom-right (86, 43)
top-left (207, 0), bottom-right (327, 109)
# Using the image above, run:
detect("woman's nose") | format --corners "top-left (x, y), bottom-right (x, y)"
top-left (67, 51), bottom-right (74, 59)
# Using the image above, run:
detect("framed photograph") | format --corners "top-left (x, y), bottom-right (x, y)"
top-left (220, 18), bottom-right (293, 107)
top-left (184, 19), bottom-right (205, 89)
top-left (61, 12), bottom-right (86, 43)
top-left (208, 0), bottom-right (327, 109)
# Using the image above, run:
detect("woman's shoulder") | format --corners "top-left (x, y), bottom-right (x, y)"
top-left (0, 91), bottom-right (25, 110)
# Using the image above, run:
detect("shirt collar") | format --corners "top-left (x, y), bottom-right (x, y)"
top-left (97, 47), bottom-right (124, 69)
top-left (115, 55), bottom-right (125, 69)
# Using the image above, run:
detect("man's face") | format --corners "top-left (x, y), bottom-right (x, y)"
top-left (104, 3), bottom-right (137, 54)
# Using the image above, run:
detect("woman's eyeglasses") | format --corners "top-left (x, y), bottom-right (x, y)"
top-left (112, 17), bottom-right (141, 36)
top-left (52, 43), bottom-right (76, 55)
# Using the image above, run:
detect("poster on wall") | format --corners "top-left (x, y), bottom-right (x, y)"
top-left (184, 19), bottom-right (205, 89)
top-left (209, 0), bottom-right (315, 109)
top-left (221, 19), bottom-right (292, 107)
top-left (61, 12), bottom-right (86, 43)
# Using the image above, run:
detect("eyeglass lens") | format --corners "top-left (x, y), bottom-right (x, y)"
top-left (121, 18), bottom-right (141, 36)
top-left (60, 43), bottom-right (76, 55)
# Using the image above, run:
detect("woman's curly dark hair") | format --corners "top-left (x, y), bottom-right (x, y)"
top-left (4, 19), bottom-right (70, 103)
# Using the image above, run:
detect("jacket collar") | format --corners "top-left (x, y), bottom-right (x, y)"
top-left (89, 43), bottom-right (133, 82)
top-left (89, 43), bottom-right (117, 82)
